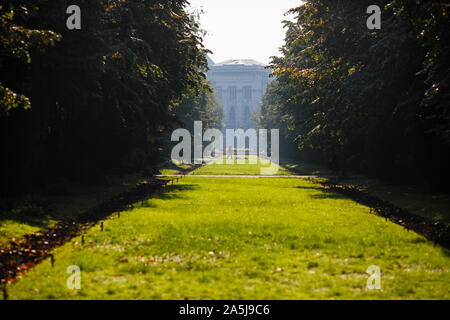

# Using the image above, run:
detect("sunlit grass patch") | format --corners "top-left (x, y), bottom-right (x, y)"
top-left (193, 155), bottom-right (291, 176)
top-left (7, 172), bottom-right (449, 299)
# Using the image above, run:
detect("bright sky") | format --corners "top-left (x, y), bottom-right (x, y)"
top-left (188, 0), bottom-right (303, 65)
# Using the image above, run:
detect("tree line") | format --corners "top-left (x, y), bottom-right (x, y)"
top-left (258, 0), bottom-right (449, 189)
top-left (0, 0), bottom-right (222, 195)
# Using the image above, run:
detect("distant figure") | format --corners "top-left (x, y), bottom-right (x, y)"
top-left (227, 145), bottom-right (233, 159)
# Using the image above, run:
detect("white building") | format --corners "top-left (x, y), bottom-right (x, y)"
top-left (207, 59), bottom-right (271, 130)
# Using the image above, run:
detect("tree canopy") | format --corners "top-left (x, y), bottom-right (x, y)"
top-left (258, 0), bottom-right (450, 188)
top-left (0, 0), bottom-right (219, 194)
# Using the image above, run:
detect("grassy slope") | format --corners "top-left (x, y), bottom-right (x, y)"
top-left (7, 163), bottom-right (449, 299)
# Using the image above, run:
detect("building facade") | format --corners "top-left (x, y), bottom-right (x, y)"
top-left (207, 59), bottom-right (271, 130)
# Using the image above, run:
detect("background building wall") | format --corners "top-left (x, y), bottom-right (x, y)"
top-left (207, 59), bottom-right (271, 130)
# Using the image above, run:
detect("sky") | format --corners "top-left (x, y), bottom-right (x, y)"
top-left (188, 0), bottom-right (303, 65)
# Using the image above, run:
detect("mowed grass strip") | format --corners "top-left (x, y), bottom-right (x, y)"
top-left (0, 174), bottom-right (145, 244)
top-left (7, 175), bottom-right (449, 299)
top-left (192, 156), bottom-right (292, 176)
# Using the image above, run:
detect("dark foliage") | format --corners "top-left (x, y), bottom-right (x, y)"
top-left (0, 0), bottom-right (219, 195)
top-left (0, 179), bottom-right (169, 284)
top-left (258, 0), bottom-right (450, 188)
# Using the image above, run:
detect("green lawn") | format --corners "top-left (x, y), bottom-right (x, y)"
top-left (340, 177), bottom-right (450, 225)
top-left (0, 174), bottom-right (145, 244)
top-left (281, 158), bottom-right (333, 176)
top-left (159, 161), bottom-right (193, 175)
top-left (0, 161), bottom-right (196, 245)
top-left (6, 161), bottom-right (449, 299)
top-left (281, 158), bottom-right (450, 225)
top-left (192, 156), bottom-right (292, 176)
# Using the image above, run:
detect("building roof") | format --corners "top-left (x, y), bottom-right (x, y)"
top-left (213, 59), bottom-right (266, 67)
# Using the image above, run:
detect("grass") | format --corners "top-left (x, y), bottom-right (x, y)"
top-left (340, 177), bottom-right (450, 225)
top-left (0, 160), bottom-right (198, 245)
top-left (0, 174), bottom-right (145, 244)
top-left (281, 158), bottom-right (332, 176)
top-left (192, 155), bottom-right (292, 176)
top-left (280, 158), bottom-right (450, 225)
top-left (159, 161), bottom-right (193, 175)
top-left (6, 160), bottom-right (449, 299)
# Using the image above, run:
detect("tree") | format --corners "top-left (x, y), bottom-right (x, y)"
top-left (0, 0), bottom-right (215, 195)
top-left (259, 0), bottom-right (450, 187)
top-left (0, 0), bottom-right (60, 116)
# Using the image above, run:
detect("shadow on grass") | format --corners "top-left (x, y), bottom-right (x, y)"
top-left (307, 192), bottom-right (347, 200)
top-left (0, 202), bottom-right (54, 229)
top-left (294, 186), bottom-right (323, 191)
top-left (0, 215), bottom-right (50, 229)
top-left (162, 161), bottom-right (191, 172)
top-left (139, 184), bottom-right (198, 207)
top-left (293, 185), bottom-right (347, 200)
top-left (292, 181), bottom-right (450, 253)
top-left (0, 182), bottom-right (198, 229)
top-left (283, 159), bottom-right (450, 252)
top-left (321, 182), bottom-right (450, 250)
top-left (0, 180), bottom-right (200, 283)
